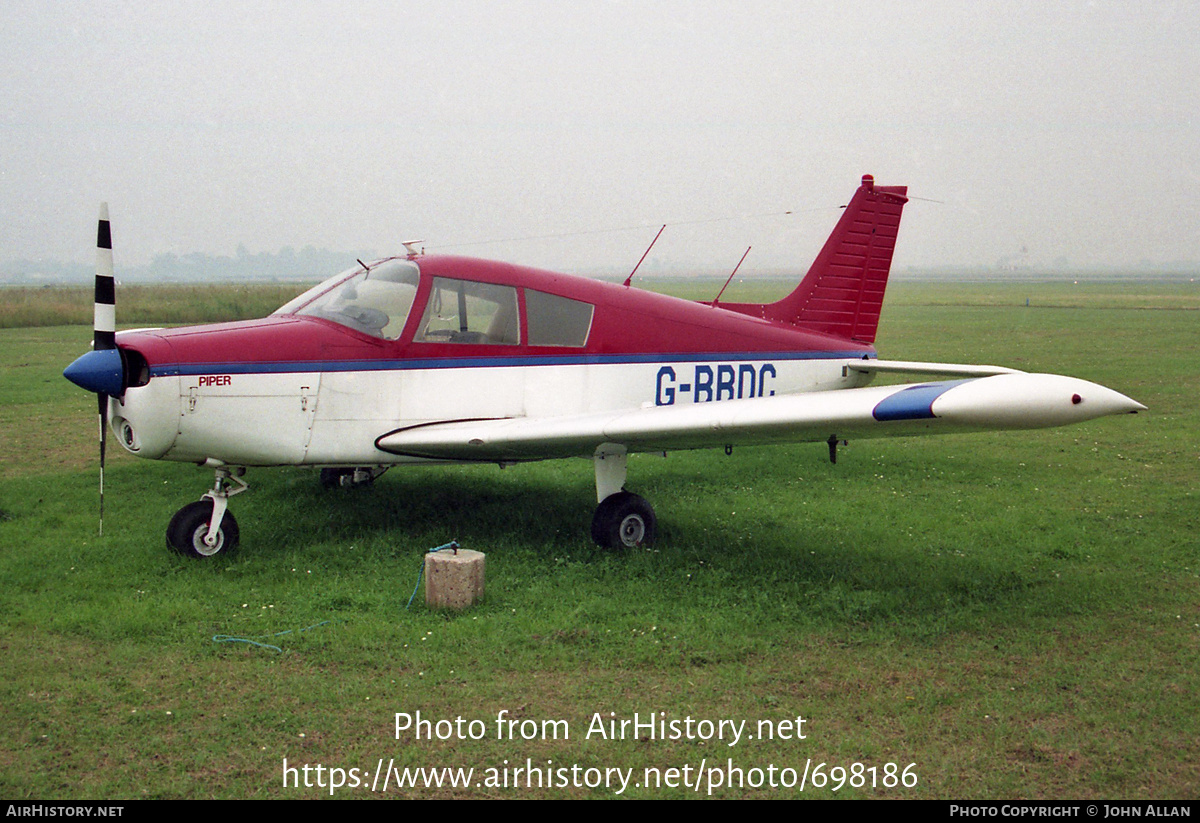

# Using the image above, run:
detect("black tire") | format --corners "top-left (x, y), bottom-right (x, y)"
top-left (591, 491), bottom-right (656, 549)
top-left (166, 499), bottom-right (239, 558)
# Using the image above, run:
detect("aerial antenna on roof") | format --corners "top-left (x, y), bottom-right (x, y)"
top-left (711, 246), bottom-right (752, 307)
top-left (624, 224), bottom-right (666, 288)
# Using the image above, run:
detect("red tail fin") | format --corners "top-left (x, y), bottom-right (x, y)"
top-left (723, 175), bottom-right (908, 344)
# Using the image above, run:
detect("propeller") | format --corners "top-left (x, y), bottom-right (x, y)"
top-left (63, 204), bottom-right (124, 535)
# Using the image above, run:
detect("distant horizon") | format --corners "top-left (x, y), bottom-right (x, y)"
top-left (4, 244), bottom-right (1198, 289)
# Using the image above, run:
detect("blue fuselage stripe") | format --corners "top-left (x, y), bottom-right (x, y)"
top-left (149, 350), bottom-right (875, 378)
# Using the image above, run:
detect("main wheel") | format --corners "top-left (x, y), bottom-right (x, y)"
top-left (166, 499), bottom-right (239, 558)
top-left (591, 491), bottom-right (656, 549)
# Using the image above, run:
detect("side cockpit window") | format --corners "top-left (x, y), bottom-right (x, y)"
top-left (292, 259), bottom-right (419, 341)
top-left (415, 278), bottom-right (520, 345)
top-left (525, 289), bottom-right (593, 347)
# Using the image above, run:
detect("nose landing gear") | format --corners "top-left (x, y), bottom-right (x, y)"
top-left (166, 467), bottom-right (247, 558)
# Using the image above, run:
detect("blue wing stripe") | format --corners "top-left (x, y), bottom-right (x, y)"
top-left (872, 380), bottom-right (974, 421)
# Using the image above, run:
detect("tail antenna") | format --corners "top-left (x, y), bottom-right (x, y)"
top-left (623, 224), bottom-right (666, 288)
top-left (712, 246), bottom-right (752, 307)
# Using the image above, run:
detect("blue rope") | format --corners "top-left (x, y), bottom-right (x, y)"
top-left (211, 540), bottom-right (460, 652)
top-left (212, 620), bottom-right (334, 653)
top-left (406, 540), bottom-right (460, 610)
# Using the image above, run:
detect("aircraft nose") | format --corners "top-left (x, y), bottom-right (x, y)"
top-left (63, 348), bottom-right (125, 397)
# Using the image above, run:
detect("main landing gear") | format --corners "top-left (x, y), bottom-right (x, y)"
top-left (591, 445), bottom-right (656, 550)
top-left (164, 456), bottom-right (654, 555)
top-left (166, 466), bottom-right (247, 558)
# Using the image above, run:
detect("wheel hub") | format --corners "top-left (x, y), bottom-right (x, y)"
top-left (619, 514), bottom-right (646, 546)
top-left (193, 527), bottom-right (224, 556)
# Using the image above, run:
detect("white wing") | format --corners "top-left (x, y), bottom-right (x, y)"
top-left (376, 373), bottom-right (1144, 462)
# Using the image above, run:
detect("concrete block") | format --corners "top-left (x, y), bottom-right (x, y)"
top-left (425, 549), bottom-right (486, 610)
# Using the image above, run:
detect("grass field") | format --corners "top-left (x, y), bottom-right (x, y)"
top-left (0, 279), bottom-right (1196, 799)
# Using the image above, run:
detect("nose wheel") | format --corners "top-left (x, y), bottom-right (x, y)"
top-left (166, 467), bottom-right (247, 558)
top-left (167, 499), bottom-right (239, 557)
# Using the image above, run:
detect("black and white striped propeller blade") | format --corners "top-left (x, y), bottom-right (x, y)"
top-left (95, 203), bottom-right (114, 535)
top-left (94, 203), bottom-right (116, 350)
top-left (63, 203), bottom-right (124, 535)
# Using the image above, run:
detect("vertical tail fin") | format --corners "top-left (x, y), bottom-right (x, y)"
top-left (777, 175), bottom-right (907, 343)
top-left (722, 175), bottom-right (908, 344)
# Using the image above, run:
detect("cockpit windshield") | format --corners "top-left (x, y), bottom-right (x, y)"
top-left (276, 259), bottom-right (420, 340)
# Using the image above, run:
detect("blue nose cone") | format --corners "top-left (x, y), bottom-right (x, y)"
top-left (64, 348), bottom-right (125, 397)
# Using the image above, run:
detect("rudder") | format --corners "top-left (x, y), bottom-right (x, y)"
top-left (723, 175), bottom-right (908, 344)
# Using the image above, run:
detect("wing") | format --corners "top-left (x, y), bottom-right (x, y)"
top-left (375, 372), bottom-right (1145, 462)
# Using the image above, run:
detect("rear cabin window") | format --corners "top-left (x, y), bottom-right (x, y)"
top-left (415, 277), bottom-right (520, 345)
top-left (525, 289), bottom-right (594, 347)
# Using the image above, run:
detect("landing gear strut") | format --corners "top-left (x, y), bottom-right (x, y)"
top-left (166, 467), bottom-right (247, 558)
top-left (590, 444), bottom-right (656, 549)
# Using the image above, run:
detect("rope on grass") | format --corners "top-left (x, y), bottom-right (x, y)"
top-left (406, 540), bottom-right (460, 610)
top-left (212, 620), bottom-right (335, 653)
top-left (210, 539), bottom-right (460, 651)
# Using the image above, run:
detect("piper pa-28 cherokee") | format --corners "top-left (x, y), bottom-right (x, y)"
top-left (63, 176), bottom-right (1144, 557)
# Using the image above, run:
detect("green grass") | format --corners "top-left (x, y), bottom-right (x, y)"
top-left (0, 280), bottom-right (1196, 798)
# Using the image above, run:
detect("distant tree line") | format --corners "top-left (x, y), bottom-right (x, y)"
top-left (3, 248), bottom-right (1198, 286)
top-left (0, 245), bottom-right (368, 285)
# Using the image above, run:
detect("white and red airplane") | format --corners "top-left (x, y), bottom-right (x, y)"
top-left (63, 176), bottom-right (1144, 557)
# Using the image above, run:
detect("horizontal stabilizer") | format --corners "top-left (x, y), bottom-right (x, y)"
top-left (843, 359), bottom-right (1022, 378)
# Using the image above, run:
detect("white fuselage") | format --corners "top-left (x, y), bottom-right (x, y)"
top-left (110, 354), bottom-right (870, 467)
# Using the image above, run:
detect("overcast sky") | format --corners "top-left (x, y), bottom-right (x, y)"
top-left (2, 0), bottom-right (1197, 275)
